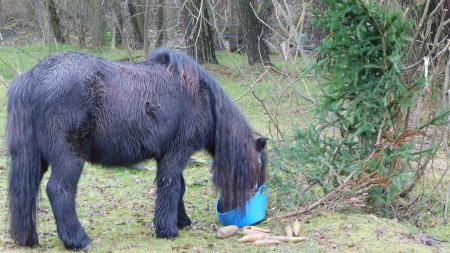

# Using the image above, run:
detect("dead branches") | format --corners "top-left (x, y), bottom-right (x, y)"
top-left (267, 170), bottom-right (384, 221)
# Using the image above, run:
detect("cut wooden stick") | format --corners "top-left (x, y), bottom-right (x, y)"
top-left (238, 233), bottom-right (269, 243)
top-left (254, 239), bottom-right (282, 246)
top-left (292, 220), bottom-right (301, 236)
top-left (268, 236), bottom-right (307, 242)
top-left (284, 224), bottom-right (293, 237)
top-left (243, 226), bottom-right (270, 233)
top-left (243, 228), bottom-right (270, 235)
top-left (216, 225), bottom-right (239, 239)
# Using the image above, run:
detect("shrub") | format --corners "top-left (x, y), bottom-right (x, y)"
top-left (270, 0), bottom-right (449, 213)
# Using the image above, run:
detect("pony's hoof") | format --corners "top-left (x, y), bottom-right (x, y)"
top-left (62, 234), bottom-right (91, 251)
top-left (156, 227), bottom-right (179, 239)
top-left (13, 232), bottom-right (38, 248)
top-left (81, 243), bottom-right (92, 251)
top-left (177, 217), bottom-right (192, 229)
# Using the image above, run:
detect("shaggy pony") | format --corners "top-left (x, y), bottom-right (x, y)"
top-left (7, 49), bottom-right (267, 250)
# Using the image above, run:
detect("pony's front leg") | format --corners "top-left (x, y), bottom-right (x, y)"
top-left (154, 154), bottom-right (188, 238)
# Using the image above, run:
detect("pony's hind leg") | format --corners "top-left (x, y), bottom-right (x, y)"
top-left (177, 175), bottom-right (191, 229)
top-left (154, 150), bottom-right (192, 238)
top-left (46, 153), bottom-right (91, 250)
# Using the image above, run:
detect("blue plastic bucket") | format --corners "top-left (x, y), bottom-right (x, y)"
top-left (216, 184), bottom-right (268, 227)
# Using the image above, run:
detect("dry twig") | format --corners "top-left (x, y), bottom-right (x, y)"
top-left (267, 170), bottom-right (358, 221)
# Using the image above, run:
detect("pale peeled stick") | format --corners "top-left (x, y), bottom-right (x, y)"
top-left (253, 239), bottom-right (282, 246)
top-left (284, 224), bottom-right (294, 237)
top-left (243, 226), bottom-right (271, 233)
top-left (292, 220), bottom-right (301, 236)
top-left (267, 235), bottom-right (307, 243)
top-left (216, 225), bottom-right (239, 238)
top-left (243, 228), bottom-right (271, 235)
top-left (238, 232), bottom-right (269, 243)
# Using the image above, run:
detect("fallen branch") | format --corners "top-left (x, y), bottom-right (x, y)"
top-left (267, 170), bottom-right (357, 221)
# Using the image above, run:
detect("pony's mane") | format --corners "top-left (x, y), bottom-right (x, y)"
top-left (212, 97), bottom-right (260, 211)
top-left (148, 49), bottom-right (261, 211)
top-left (147, 48), bottom-right (202, 93)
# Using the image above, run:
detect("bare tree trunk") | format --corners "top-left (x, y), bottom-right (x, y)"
top-left (155, 0), bottom-right (165, 48)
top-left (143, 0), bottom-right (151, 55)
top-left (33, 0), bottom-right (53, 44)
top-left (258, 0), bottom-right (273, 61)
top-left (134, 0), bottom-right (147, 34)
top-left (110, 2), bottom-right (125, 47)
top-left (207, 0), bottom-right (227, 51)
top-left (46, 0), bottom-right (64, 43)
top-left (236, 0), bottom-right (271, 65)
top-left (128, 0), bottom-right (144, 48)
top-left (76, 0), bottom-right (88, 46)
top-left (112, 27), bottom-right (117, 49)
top-left (119, 1), bottom-right (136, 49)
top-left (182, 0), bottom-right (218, 64)
top-left (91, 0), bottom-right (105, 47)
top-left (447, 0), bottom-right (450, 21)
top-left (114, 24), bottom-right (123, 47)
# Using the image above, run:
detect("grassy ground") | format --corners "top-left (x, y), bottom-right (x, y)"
top-left (0, 44), bottom-right (448, 252)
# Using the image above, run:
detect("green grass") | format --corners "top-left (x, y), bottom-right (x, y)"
top-left (2, 160), bottom-right (447, 252)
top-left (0, 44), bottom-right (448, 252)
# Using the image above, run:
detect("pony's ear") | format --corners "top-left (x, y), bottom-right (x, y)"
top-left (256, 137), bottom-right (267, 151)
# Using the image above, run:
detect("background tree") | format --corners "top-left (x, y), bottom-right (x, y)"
top-left (155, 0), bottom-right (166, 48)
top-left (91, 0), bottom-right (105, 47)
top-left (46, 0), bottom-right (64, 43)
top-left (119, 0), bottom-right (137, 49)
top-left (143, 0), bottom-right (152, 54)
top-left (236, 0), bottom-right (272, 65)
top-left (181, 0), bottom-right (218, 64)
top-left (256, 0), bottom-right (273, 62)
top-left (127, 0), bottom-right (145, 48)
top-left (33, 0), bottom-right (53, 44)
top-left (75, 0), bottom-right (88, 46)
top-left (108, 1), bottom-right (124, 49)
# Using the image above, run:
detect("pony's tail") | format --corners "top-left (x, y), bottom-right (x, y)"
top-left (7, 74), bottom-right (41, 247)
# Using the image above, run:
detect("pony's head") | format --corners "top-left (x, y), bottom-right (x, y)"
top-left (255, 136), bottom-right (268, 187)
top-left (214, 133), bottom-right (268, 213)
top-left (147, 48), bottom-right (269, 213)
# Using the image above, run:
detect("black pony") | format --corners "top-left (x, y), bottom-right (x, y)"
top-left (6, 49), bottom-right (267, 250)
